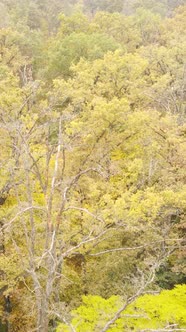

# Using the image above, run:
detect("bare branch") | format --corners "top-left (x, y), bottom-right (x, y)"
top-left (64, 206), bottom-right (104, 223)
top-left (88, 238), bottom-right (185, 256)
top-left (62, 229), bottom-right (109, 258)
top-left (56, 167), bottom-right (105, 225)
top-left (100, 268), bottom-right (158, 332)
top-left (2, 206), bottom-right (46, 231)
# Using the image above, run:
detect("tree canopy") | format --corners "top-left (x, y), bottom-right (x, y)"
top-left (0, 0), bottom-right (185, 331)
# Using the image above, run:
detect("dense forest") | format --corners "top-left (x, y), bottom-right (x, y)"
top-left (0, 0), bottom-right (185, 331)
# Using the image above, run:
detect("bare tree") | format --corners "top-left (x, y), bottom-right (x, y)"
top-left (1, 84), bottom-right (184, 331)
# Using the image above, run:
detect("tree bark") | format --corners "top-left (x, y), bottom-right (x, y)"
top-left (37, 295), bottom-right (49, 332)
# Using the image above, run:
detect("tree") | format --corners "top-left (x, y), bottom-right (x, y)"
top-left (57, 284), bottom-right (186, 331)
top-left (1, 54), bottom-right (185, 330)
top-left (45, 32), bottom-right (119, 79)
top-left (83, 0), bottom-right (124, 14)
top-left (0, 2), bottom-right (185, 331)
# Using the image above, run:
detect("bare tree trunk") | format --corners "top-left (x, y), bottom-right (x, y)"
top-left (37, 296), bottom-right (49, 332)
